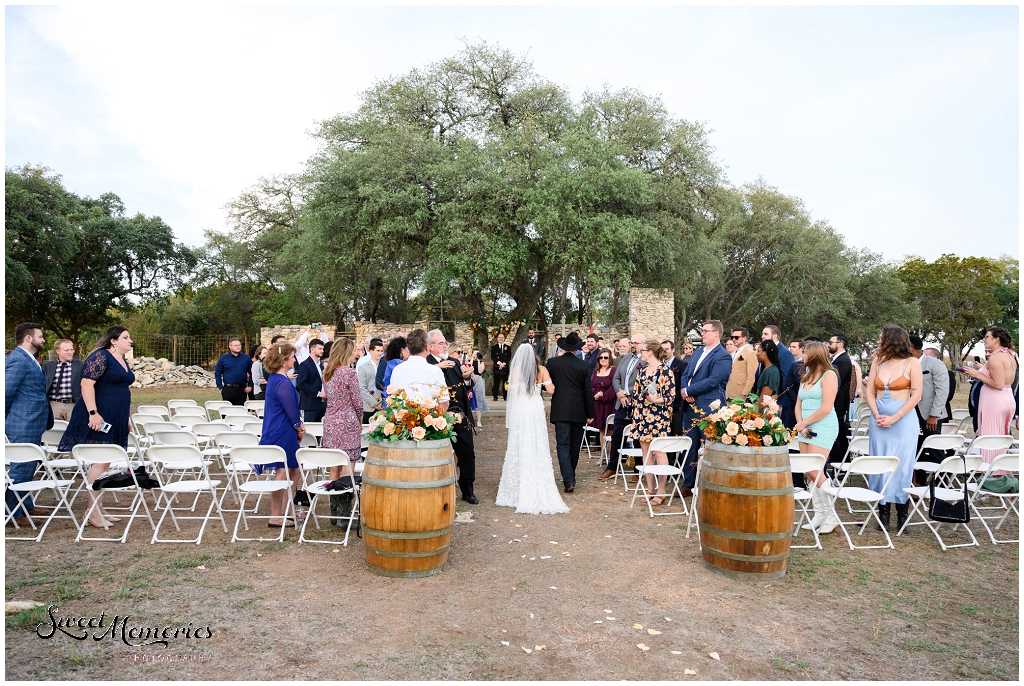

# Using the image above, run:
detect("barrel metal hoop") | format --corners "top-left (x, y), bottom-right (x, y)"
top-left (365, 544), bottom-right (450, 559)
top-left (698, 481), bottom-right (795, 497)
top-left (364, 457), bottom-right (454, 468)
top-left (702, 560), bottom-right (788, 581)
top-left (361, 524), bottom-right (453, 540)
top-left (361, 476), bottom-right (456, 489)
top-left (702, 462), bottom-right (792, 473)
top-left (701, 546), bottom-right (790, 563)
top-left (699, 522), bottom-right (792, 541)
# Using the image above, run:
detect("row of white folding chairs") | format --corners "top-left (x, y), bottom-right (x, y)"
top-left (136, 400), bottom-right (265, 423)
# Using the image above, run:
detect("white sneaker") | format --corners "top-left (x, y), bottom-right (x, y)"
top-left (476, 422), bottom-right (483, 428)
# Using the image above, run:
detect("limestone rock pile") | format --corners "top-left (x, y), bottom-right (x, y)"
top-left (128, 357), bottom-right (216, 388)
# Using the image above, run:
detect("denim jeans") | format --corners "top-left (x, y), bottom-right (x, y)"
top-left (553, 422), bottom-right (585, 487)
top-left (5, 438), bottom-right (39, 518)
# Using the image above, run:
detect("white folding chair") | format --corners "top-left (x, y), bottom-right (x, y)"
top-left (296, 448), bottom-right (360, 546)
top-left (192, 421), bottom-right (232, 450)
top-left (38, 430), bottom-right (87, 505)
top-left (962, 434), bottom-right (1015, 461)
top-left (167, 399), bottom-right (199, 409)
top-left (213, 432), bottom-right (261, 509)
top-left (299, 432), bottom-right (318, 448)
top-left (51, 420), bottom-right (69, 432)
top-left (227, 446), bottom-right (295, 543)
top-left (304, 422), bottom-right (325, 447)
top-left (601, 414), bottom-right (615, 464)
top-left (146, 445), bottom-right (227, 544)
top-left (912, 434), bottom-right (966, 483)
top-left (686, 455), bottom-right (703, 544)
top-left (950, 408), bottom-right (971, 422)
top-left (172, 406), bottom-right (208, 419)
top-left (205, 400), bottom-right (233, 420)
top-left (137, 405), bottom-right (171, 420)
top-left (830, 435), bottom-right (872, 513)
top-left (898, 454), bottom-right (982, 550)
top-left (967, 454), bottom-right (1020, 544)
top-left (5, 444), bottom-right (78, 541)
top-left (856, 403), bottom-right (873, 419)
top-left (582, 424), bottom-right (602, 461)
top-left (629, 436), bottom-right (691, 517)
top-left (72, 445), bottom-right (156, 543)
top-left (614, 425), bottom-right (642, 493)
top-left (820, 456), bottom-right (901, 550)
top-left (790, 454), bottom-right (827, 550)
top-left (173, 414), bottom-right (209, 431)
top-left (218, 405), bottom-right (252, 419)
top-left (241, 420), bottom-right (264, 437)
top-left (244, 400), bottom-right (265, 413)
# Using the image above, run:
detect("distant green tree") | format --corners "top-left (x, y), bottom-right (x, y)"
top-left (991, 256), bottom-right (1019, 343)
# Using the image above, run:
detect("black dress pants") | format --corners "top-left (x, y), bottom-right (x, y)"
top-left (608, 404), bottom-right (634, 472)
top-left (452, 421), bottom-right (476, 497)
top-left (221, 385), bottom-right (247, 406)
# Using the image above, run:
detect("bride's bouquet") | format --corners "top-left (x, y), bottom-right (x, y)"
top-left (366, 387), bottom-right (460, 443)
top-left (696, 394), bottom-right (791, 447)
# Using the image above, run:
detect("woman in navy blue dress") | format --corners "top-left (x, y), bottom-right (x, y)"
top-left (59, 326), bottom-right (135, 529)
top-left (257, 342), bottom-right (305, 527)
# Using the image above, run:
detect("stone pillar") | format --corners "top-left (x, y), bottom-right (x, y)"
top-left (628, 288), bottom-right (675, 344)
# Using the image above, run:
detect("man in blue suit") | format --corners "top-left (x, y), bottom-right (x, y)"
top-left (296, 338), bottom-right (327, 422)
top-left (678, 320), bottom-right (733, 493)
top-left (5, 322), bottom-right (54, 524)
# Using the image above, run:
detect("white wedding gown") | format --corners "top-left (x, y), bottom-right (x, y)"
top-left (495, 383), bottom-right (570, 515)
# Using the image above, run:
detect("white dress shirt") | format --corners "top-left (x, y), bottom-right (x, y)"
top-left (389, 356), bottom-right (447, 399)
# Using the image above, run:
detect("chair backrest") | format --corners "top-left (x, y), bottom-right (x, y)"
top-left (845, 455), bottom-right (901, 476)
top-left (620, 424), bottom-right (632, 447)
top-left (142, 421), bottom-right (182, 435)
top-left (935, 454), bottom-right (984, 476)
top-left (857, 403), bottom-right (872, 418)
top-left (146, 444), bottom-right (206, 469)
top-left (205, 400), bottom-right (232, 411)
top-left (217, 406), bottom-right (251, 417)
top-left (244, 400), bottom-right (265, 411)
top-left (167, 399), bottom-right (199, 409)
top-left (954, 416), bottom-right (973, 434)
top-left (172, 406), bottom-right (207, 417)
top-left (216, 432), bottom-right (260, 449)
top-left (151, 430), bottom-right (199, 446)
top-left (192, 422), bottom-right (232, 438)
top-left (986, 453), bottom-right (1019, 475)
top-left (242, 421), bottom-right (264, 435)
top-left (847, 436), bottom-right (870, 457)
top-left (5, 443), bottom-right (46, 464)
top-left (51, 420), bottom-right (69, 431)
top-left (297, 447), bottom-right (350, 469)
top-left (71, 443), bottom-right (130, 465)
top-left (919, 434), bottom-right (966, 454)
top-left (174, 415), bottom-right (208, 429)
top-left (304, 422), bottom-right (325, 438)
top-left (41, 428), bottom-right (66, 447)
top-left (966, 435), bottom-right (1015, 455)
top-left (951, 408), bottom-right (971, 421)
top-left (229, 445), bottom-right (286, 467)
top-left (605, 414), bottom-right (615, 429)
top-left (299, 433), bottom-right (318, 448)
top-left (790, 453), bottom-right (826, 475)
top-left (137, 405), bottom-right (170, 418)
top-left (647, 436), bottom-right (692, 455)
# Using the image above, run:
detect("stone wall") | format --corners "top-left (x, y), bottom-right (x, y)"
top-left (261, 322), bottom-right (476, 357)
top-left (628, 288), bottom-right (675, 344)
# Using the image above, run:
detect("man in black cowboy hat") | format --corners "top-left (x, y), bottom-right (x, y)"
top-left (545, 332), bottom-right (595, 493)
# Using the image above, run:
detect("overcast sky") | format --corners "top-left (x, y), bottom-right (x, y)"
top-left (6, 4), bottom-right (1019, 262)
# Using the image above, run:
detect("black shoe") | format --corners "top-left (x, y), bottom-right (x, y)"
top-left (564, 483), bottom-right (575, 493)
top-left (895, 502), bottom-right (910, 531)
top-left (462, 494), bottom-right (479, 505)
top-left (876, 503), bottom-right (891, 530)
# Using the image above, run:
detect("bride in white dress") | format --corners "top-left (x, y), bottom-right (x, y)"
top-left (495, 344), bottom-right (570, 515)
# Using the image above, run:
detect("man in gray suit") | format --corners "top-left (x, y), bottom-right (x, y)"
top-left (910, 336), bottom-right (950, 485)
top-left (357, 338), bottom-right (384, 423)
top-left (598, 333), bottom-right (646, 480)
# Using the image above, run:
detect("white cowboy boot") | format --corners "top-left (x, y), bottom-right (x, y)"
top-left (816, 483), bottom-right (841, 535)
top-left (802, 481), bottom-right (826, 531)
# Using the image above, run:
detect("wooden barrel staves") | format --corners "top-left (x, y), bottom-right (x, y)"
top-left (697, 443), bottom-right (794, 581)
top-left (361, 439), bottom-right (457, 578)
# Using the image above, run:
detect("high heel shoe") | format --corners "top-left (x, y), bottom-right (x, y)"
top-left (100, 514), bottom-right (121, 522)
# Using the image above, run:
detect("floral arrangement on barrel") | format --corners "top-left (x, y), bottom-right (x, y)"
top-left (695, 394), bottom-right (792, 447)
top-left (366, 387), bottom-right (460, 443)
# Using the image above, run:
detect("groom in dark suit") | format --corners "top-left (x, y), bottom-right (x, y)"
top-left (678, 320), bottom-right (733, 493)
top-left (490, 333), bottom-right (511, 401)
top-left (546, 332), bottom-right (595, 493)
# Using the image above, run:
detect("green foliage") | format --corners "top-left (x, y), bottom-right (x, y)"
top-left (898, 253), bottom-right (1005, 367)
top-left (5, 165), bottom-right (197, 348)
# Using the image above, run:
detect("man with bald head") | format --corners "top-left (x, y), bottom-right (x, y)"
top-left (599, 333), bottom-right (646, 481)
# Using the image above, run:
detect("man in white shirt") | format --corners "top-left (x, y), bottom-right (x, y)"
top-left (388, 329), bottom-right (449, 409)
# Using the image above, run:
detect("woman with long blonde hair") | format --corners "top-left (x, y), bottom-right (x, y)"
top-left (793, 342), bottom-right (840, 534)
top-left (322, 338), bottom-right (363, 481)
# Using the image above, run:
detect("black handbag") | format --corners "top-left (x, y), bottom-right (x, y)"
top-left (92, 465), bottom-right (159, 490)
top-left (927, 458), bottom-right (970, 523)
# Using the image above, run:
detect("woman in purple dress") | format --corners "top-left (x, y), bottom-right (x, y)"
top-left (322, 338), bottom-right (363, 481)
top-left (590, 348), bottom-right (617, 448)
top-left (258, 342), bottom-right (305, 528)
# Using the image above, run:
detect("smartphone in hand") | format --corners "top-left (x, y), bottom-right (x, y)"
top-left (99, 422), bottom-right (112, 434)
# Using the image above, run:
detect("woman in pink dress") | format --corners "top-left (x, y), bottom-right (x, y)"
top-left (962, 327), bottom-right (1018, 471)
top-left (322, 338), bottom-right (363, 480)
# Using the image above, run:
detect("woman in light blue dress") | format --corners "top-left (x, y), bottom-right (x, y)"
top-left (793, 342), bottom-right (841, 534)
top-left (864, 325), bottom-right (923, 531)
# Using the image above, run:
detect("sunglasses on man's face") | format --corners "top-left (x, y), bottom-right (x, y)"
top-left (730, 335), bottom-right (741, 339)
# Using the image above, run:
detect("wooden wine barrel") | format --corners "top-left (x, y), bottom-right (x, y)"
top-left (697, 443), bottom-right (794, 581)
top-left (361, 439), bottom-right (456, 578)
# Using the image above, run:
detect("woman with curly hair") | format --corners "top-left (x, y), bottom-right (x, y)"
top-left (864, 324), bottom-right (923, 531)
top-left (631, 342), bottom-right (675, 506)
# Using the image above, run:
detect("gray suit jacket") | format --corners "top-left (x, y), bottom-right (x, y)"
top-left (612, 354), bottom-right (642, 410)
top-left (918, 354), bottom-right (950, 421)
top-left (42, 358), bottom-right (85, 401)
top-left (357, 359), bottom-right (381, 413)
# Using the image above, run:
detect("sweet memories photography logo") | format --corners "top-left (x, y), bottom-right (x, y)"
top-left (36, 605), bottom-right (214, 648)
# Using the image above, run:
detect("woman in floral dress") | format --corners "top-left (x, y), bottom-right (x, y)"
top-left (322, 338), bottom-right (363, 481)
top-left (632, 343), bottom-right (675, 505)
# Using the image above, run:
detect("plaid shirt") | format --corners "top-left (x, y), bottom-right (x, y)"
top-left (48, 361), bottom-right (73, 400)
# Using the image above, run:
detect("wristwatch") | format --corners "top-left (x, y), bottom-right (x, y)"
top-left (89, 410), bottom-right (97, 416)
